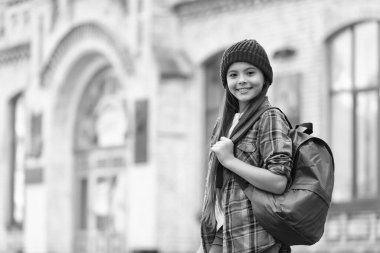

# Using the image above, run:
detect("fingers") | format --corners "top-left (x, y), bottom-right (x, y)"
top-left (212, 137), bottom-right (232, 147)
top-left (220, 137), bottom-right (233, 145)
top-left (211, 137), bottom-right (233, 152)
top-left (210, 142), bottom-right (221, 153)
top-left (220, 136), bottom-right (229, 141)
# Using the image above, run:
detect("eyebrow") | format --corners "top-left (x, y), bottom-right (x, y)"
top-left (228, 66), bottom-right (258, 73)
top-left (245, 66), bottom-right (258, 71)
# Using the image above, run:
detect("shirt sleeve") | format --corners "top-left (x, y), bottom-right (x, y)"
top-left (258, 109), bottom-right (293, 181)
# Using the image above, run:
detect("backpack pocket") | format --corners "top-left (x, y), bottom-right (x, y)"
top-left (290, 184), bottom-right (330, 206)
top-left (276, 188), bottom-right (329, 242)
top-left (251, 186), bottom-right (329, 245)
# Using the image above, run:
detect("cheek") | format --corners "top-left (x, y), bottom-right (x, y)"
top-left (227, 86), bottom-right (235, 95)
top-left (253, 79), bottom-right (265, 89)
top-left (227, 82), bottom-right (235, 92)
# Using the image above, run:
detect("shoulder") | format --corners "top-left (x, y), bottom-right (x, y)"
top-left (261, 107), bottom-right (284, 118)
top-left (259, 108), bottom-right (291, 129)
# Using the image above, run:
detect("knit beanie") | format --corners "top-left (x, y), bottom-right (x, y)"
top-left (220, 39), bottom-right (273, 88)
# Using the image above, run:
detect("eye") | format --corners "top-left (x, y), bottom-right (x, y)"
top-left (228, 72), bottom-right (237, 78)
top-left (247, 70), bottom-right (256, 76)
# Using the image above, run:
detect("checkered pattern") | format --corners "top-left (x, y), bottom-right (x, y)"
top-left (201, 108), bottom-right (292, 253)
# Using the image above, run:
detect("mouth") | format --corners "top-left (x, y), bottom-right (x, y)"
top-left (236, 87), bottom-right (252, 93)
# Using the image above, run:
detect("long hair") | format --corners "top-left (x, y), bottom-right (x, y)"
top-left (201, 88), bottom-right (238, 229)
top-left (201, 82), bottom-right (270, 229)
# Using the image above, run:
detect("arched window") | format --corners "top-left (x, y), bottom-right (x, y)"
top-left (328, 21), bottom-right (380, 206)
top-left (75, 67), bottom-right (128, 150)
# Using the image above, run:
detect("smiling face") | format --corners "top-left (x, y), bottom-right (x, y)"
top-left (226, 62), bottom-right (265, 112)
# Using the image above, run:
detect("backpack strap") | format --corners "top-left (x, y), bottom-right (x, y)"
top-left (271, 108), bottom-right (313, 134)
top-left (265, 107), bottom-right (292, 129)
top-left (296, 123), bottom-right (313, 134)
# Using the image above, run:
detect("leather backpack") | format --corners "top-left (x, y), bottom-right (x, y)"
top-left (233, 107), bottom-right (335, 246)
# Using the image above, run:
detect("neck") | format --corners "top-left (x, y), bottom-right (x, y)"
top-left (238, 103), bottom-right (249, 113)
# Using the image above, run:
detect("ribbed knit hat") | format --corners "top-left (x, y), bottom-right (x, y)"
top-left (220, 39), bottom-right (273, 88)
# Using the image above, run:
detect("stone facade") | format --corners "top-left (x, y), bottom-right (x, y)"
top-left (0, 0), bottom-right (379, 252)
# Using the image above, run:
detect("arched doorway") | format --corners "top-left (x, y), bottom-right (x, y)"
top-left (73, 67), bottom-right (128, 253)
top-left (42, 23), bottom-right (133, 253)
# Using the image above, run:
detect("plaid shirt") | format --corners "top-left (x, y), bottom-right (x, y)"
top-left (201, 108), bottom-right (293, 253)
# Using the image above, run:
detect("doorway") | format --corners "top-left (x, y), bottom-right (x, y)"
top-left (73, 67), bottom-right (128, 253)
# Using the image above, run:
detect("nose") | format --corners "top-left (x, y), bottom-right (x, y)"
top-left (238, 74), bottom-right (246, 84)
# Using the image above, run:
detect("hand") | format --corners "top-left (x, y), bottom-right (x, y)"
top-left (210, 136), bottom-right (235, 167)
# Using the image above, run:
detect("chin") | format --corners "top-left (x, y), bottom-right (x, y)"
top-left (239, 94), bottom-right (259, 101)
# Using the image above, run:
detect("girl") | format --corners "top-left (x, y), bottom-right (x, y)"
top-left (199, 39), bottom-right (293, 253)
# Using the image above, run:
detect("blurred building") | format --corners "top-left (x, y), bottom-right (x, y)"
top-left (0, 0), bottom-right (379, 252)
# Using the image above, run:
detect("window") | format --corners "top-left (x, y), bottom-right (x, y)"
top-left (9, 93), bottom-right (25, 229)
top-left (75, 68), bottom-right (127, 150)
top-left (135, 99), bottom-right (148, 163)
top-left (137, 0), bottom-right (144, 54)
top-left (328, 21), bottom-right (380, 206)
top-left (272, 73), bottom-right (301, 127)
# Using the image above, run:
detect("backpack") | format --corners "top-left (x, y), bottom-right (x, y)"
top-left (233, 107), bottom-right (335, 246)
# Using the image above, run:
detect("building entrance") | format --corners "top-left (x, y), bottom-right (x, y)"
top-left (75, 148), bottom-right (126, 253)
top-left (73, 67), bottom-right (128, 253)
